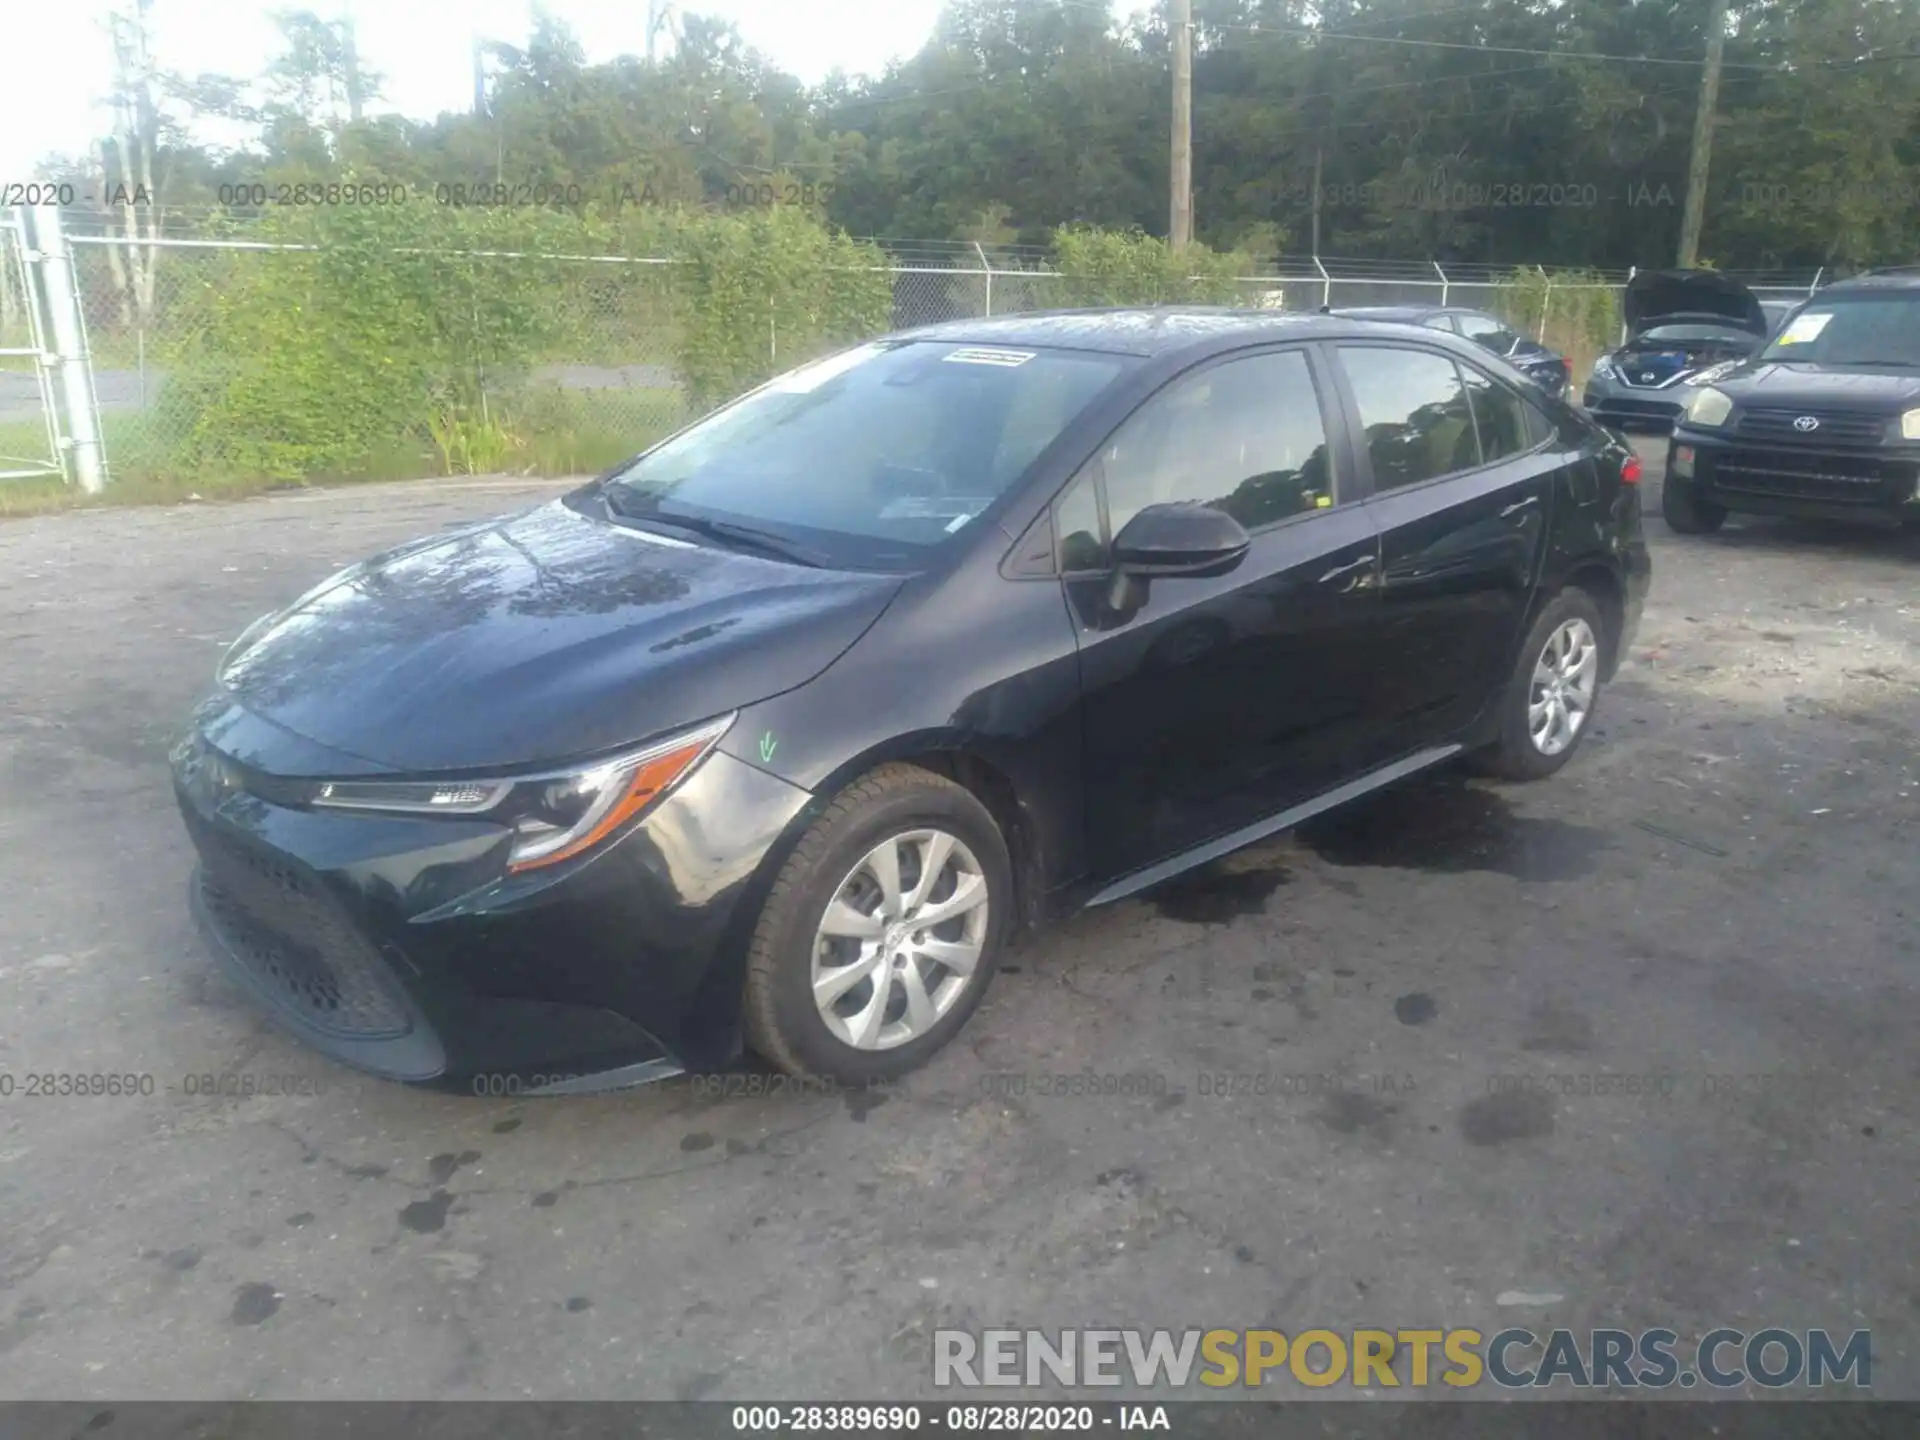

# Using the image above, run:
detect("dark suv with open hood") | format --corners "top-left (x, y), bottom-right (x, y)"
top-left (1583, 270), bottom-right (1772, 433)
top-left (1663, 269), bottom-right (1920, 532)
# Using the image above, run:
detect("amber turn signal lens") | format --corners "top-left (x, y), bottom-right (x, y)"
top-left (506, 738), bottom-right (713, 873)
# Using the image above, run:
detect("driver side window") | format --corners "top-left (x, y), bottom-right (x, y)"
top-left (1054, 349), bottom-right (1337, 571)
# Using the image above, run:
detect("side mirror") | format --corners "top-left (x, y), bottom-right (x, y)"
top-left (1111, 503), bottom-right (1251, 579)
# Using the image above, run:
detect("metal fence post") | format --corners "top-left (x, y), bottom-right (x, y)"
top-left (23, 206), bottom-right (106, 493)
top-left (1314, 254), bottom-right (1331, 310)
top-left (974, 241), bottom-right (993, 318)
top-left (1808, 266), bottom-right (1823, 297)
top-left (1434, 260), bottom-right (1448, 307)
top-left (1621, 265), bottom-right (1635, 345)
top-left (1538, 271), bottom-right (1553, 344)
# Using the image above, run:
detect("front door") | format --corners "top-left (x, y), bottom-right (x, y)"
top-left (1062, 346), bottom-right (1386, 885)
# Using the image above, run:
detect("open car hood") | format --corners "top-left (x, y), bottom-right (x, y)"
top-left (1624, 270), bottom-right (1768, 338)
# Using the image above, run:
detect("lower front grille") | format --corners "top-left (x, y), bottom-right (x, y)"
top-left (1705, 448), bottom-right (1914, 507)
top-left (1597, 397), bottom-right (1683, 420)
top-left (190, 820), bottom-right (414, 1040)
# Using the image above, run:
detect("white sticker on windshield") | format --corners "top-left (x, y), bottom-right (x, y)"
top-left (1775, 312), bottom-right (1832, 345)
top-left (942, 347), bottom-right (1036, 368)
top-left (769, 343), bottom-right (885, 393)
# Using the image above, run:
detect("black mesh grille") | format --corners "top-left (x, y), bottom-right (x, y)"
top-left (1705, 447), bottom-right (1913, 506)
top-left (1737, 408), bottom-right (1888, 446)
top-left (1597, 397), bottom-right (1684, 419)
top-left (191, 819), bottom-right (414, 1040)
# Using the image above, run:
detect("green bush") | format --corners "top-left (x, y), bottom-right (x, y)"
top-left (158, 200), bottom-right (577, 480)
top-left (1051, 225), bottom-right (1247, 307)
top-left (665, 208), bottom-right (892, 411)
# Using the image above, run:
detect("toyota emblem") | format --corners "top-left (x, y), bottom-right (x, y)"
top-left (1793, 415), bottom-right (1820, 432)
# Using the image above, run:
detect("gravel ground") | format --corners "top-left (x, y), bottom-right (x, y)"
top-left (0, 444), bottom-right (1916, 1402)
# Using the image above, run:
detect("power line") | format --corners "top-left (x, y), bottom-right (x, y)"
top-left (1054, 0), bottom-right (1792, 71)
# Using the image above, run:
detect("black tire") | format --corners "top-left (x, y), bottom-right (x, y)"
top-left (1469, 587), bottom-right (1608, 782)
top-left (742, 763), bottom-right (1012, 1083)
top-left (1661, 475), bottom-right (1727, 534)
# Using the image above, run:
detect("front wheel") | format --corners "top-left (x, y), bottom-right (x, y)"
top-left (742, 763), bottom-right (1012, 1083)
top-left (1470, 589), bottom-right (1607, 782)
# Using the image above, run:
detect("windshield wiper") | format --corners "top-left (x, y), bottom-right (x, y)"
top-left (602, 491), bottom-right (829, 568)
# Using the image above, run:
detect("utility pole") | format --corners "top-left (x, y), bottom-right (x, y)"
top-left (1677, 0), bottom-right (1729, 268)
top-left (1170, 0), bottom-right (1193, 248)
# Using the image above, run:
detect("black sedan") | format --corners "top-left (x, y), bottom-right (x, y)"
top-left (172, 309), bottom-right (1650, 1092)
top-left (1330, 305), bottom-right (1572, 398)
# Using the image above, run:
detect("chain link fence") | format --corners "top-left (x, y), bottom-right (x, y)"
top-left (14, 228), bottom-right (1825, 492)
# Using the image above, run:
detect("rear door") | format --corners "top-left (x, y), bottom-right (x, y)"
top-left (1063, 345), bottom-right (1385, 883)
top-left (1327, 342), bottom-right (1561, 760)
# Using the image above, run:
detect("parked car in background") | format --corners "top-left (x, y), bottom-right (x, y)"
top-left (1664, 267), bottom-right (1920, 532)
top-left (1330, 305), bottom-right (1572, 397)
top-left (1582, 270), bottom-right (1771, 432)
top-left (172, 309), bottom-right (1648, 1093)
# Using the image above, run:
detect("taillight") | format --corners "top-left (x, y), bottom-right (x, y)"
top-left (1621, 456), bottom-right (1643, 485)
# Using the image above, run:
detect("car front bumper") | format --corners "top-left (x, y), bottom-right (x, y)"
top-left (172, 704), bottom-right (814, 1094)
top-left (1583, 371), bottom-right (1700, 432)
top-left (1668, 427), bottom-right (1920, 523)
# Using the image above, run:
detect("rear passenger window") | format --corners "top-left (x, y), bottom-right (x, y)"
top-left (1336, 346), bottom-right (1480, 491)
top-left (1459, 366), bottom-right (1533, 462)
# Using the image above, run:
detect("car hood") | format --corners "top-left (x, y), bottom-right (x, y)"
top-left (216, 497), bottom-right (905, 774)
top-left (1718, 361), bottom-right (1920, 412)
top-left (1624, 270), bottom-right (1768, 337)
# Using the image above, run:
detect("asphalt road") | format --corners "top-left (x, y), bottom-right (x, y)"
top-left (0, 445), bottom-right (1916, 1401)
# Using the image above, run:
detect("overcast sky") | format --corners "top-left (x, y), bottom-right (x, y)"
top-left (0, 0), bottom-right (972, 180)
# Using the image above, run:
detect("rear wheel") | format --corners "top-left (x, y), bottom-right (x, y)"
top-left (1661, 476), bottom-right (1727, 534)
top-left (1470, 588), bottom-right (1606, 782)
top-left (742, 763), bottom-right (1011, 1083)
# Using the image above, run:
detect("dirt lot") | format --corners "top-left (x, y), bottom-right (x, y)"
top-left (0, 445), bottom-right (1916, 1401)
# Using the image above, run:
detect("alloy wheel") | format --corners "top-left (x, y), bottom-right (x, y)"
top-left (1528, 617), bottom-right (1599, 756)
top-left (810, 829), bottom-right (990, 1051)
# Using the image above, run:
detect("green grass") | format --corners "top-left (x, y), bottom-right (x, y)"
top-left (0, 385), bottom-right (684, 518)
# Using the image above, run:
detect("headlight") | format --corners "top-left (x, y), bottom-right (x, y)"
top-left (311, 713), bottom-right (735, 872)
top-left (1591, 355), bottom-right (1618, 382)
top-left (1690, 361), bottom-right (1738, 386)
top-left (1684, 387), bottom-right (1735, 428)
top-left (1902, 408), bottom-right (1920, 440)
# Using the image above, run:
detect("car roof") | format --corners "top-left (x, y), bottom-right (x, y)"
top-left (1331, 305), bottom-right (1444, 321)
top-left (1820, 268), bottom-right (1920, 293)
top-left (892, 307), bottom-right (1391, 358)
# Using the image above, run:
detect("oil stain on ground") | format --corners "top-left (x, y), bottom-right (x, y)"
top-left (1146, 863), bottom-right (1290, 924)
top-left (1295, 779), bottom-right (1608, 882)
top-left (1317, 1090), bottom-right (1397, 1141)
top-left (230, 1283), bottom-right (281, 1326)
top-left (399, 1190), bottom-right (456, 1233)
top-left (1460, 1091), bottom-right (1555, 1146)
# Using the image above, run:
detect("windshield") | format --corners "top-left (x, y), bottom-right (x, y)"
top-left (1759, 294), bottom-right (1920, 365)
top-left (602, 340), bottom-right (1133, 569)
